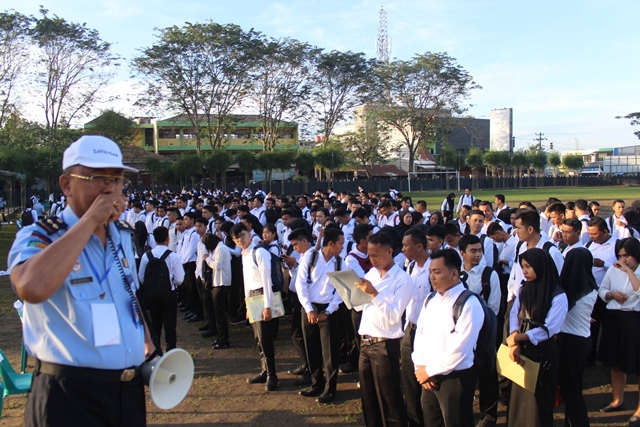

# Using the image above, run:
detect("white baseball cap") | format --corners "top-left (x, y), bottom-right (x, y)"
top-left (63, 135), bottom-right (138, 173)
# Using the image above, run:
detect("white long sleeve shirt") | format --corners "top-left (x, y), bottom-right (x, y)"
top-left (587, 236), bottom-right (617, 286)
top-left (510, 292), bottom-right (568, 346)
top-left (206, 243), bottom-right (232, 287)
top-left (138, 245), bottom-right (185, 290)
top-left (462, 261), bottom-right (501, 315)
top-left (404, 258), bottom-right (431, 328)
top-left (499, 234), bottom-right (518, 275)
top-left (296, 249), bottom-right (343, 315)
top-left (358, 264), bottom-right (413, 339)
top-left (561, 291), bottom-right (597, 337)
top-left (241, 243), bottom-right (273, 309)
top-left (598, 264), bottom-right (640, 311)
top-left (412, 282), bottom-right (483, 377)
top-left (179, 227), bottom-right (198, 264)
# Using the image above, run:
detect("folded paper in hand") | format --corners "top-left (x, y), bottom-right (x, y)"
top-left (245, 292), bottom-right (285, 324)
top-left (326, 269), bottom-right (372, 310)
top-left (496, 344), bottom-right (540, 393)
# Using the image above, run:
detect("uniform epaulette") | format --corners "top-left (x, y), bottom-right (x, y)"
top-left (115, 220), bottom-right (134, 232)
top-left (36, 216), bottom-right (68, 235)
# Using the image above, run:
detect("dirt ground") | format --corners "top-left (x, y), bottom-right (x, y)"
top-left (0, 203), bottom-right (639, 426)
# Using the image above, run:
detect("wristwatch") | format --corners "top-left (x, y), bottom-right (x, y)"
top-left (323, 310), bottom-right (331, 316)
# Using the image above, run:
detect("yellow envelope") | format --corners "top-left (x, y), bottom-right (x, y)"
top-left (496, 344), bottom-right (540, 393)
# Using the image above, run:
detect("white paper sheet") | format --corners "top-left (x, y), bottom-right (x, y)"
top-left (91, 303), bottom-right (121, 347)
top-left (326, 269), bottom-right (372, 310)
top-left (245, 292), bottom-right (285, 324)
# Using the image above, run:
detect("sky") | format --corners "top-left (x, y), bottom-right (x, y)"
top-left (3, 0), bottom-right (639, 152)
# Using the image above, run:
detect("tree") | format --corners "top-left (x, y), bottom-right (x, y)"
top-left (436, 141), bottom-right (465, 189)
top-left (616, 112), bottom-right (640, 140)
top-left (250, 37), bottom-right (319, 151)
top-left (370, 52), bottom-right (480, 171)
top-left (85, 109), bottom-right (137, 146)
top-left (133, 22), bottom-right (261, 153)
top-left (294, 151), bottom-right (315, 179)
top-left (310, 50), bottom-right (375, 143)
top-left (484, 150), bottom-right (503, 189)
top-left (31, 8), bottom-right (120, 144)
top-left (255, 151), bottom-right (280, 190)
top-left (235, 151), bottom-right (257, 187)
top-left (144, 157), bottom-right (171, 190)
top-left (548, 151), bottom-right (561, 186)
top-left (313, 144), bottom-right (346, 185)
top-left (465, 147), bottom-right (484, 188)
top-left (339, 122), bottom-right (391, 180)
top-left (563, 153), bottom-right (584, 185)
top-left (529, 150), bottom-right (547, 187)
top-left (172, 153), bottom-right (201, 189)
top-left (0, 11), bottom-right (31, 127)
top-left (203, 150), bottom-right (233, 189)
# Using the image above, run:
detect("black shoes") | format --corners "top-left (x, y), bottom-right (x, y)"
top-left (230, 317), bottom-right (246, 325)
top-left (201, 330), bottom-right (217, 338)
top-left (198, 325), bottom-right (210, 331)
top-left (339, 362), bottom-right (357, 374)
top-left (293, 372), bottom-right (312, 386)
top-left (316, 392), bottom-right (334, 404)
top-left (265, 375), bottom-right (278, 391)
top-left (212, 340), bottom-right (230, 349)
top-left (299, 386), bottom-right (323, 397)
top-left (288, 365), bottom-right (307, 376)
top-left (187, 315), bottom-right (203, 323)
top-left (183, 312), bottom-right (195, 320)
top-left (247, 372), bottom-right (267, 384)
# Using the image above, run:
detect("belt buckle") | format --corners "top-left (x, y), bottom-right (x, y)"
top-left (120, 369), bottom-right (135, 382)
top-left (362, 337), bottom-right (372, 346)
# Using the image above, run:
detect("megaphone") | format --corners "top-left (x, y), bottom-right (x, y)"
top-left (142, 348), bottom-right (194, 410)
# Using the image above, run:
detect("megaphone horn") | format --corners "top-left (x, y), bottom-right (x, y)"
top-left (142, 348), bottom-right (194, 410)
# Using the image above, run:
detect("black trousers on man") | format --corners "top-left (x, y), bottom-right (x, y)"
top-left (401, 322), bottom-right (423, 427)
top-left (26, 364), bottom-right (146, 427)
top-left (212, 286), bottom-right (230, 342)
top-left (290, 291), bottom-right (308, 370)
top-left (302, 303), bottom-right (340, 394)
top-left (182, 261), bottom-right (197, 314)
top-left (476, 357), bottom-right (499, 422)
top-left (359, 338), bottom-right (407, 427)
top-left (249, 289), bottom-right (278, 376)
top-left (420, 367), bottom-right (476, 427)
top-left (148, 289), bottom-right (178, 351)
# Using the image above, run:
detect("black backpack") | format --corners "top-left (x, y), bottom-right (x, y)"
top-left (460, 266), bottom-right (494, 304)
top-left (141, 250), bottom-right (173, 306)
top-left (425, 289), bottom-right (497, 371)
top-left (253, 246), bottom-right (285, 292)
top-left (307, 249), bottom-right (342, 284)
top-left (480, 234), bottom-right (500, 272)
top-left (515, 240), bottom-right (556, 264)
top-left (21, 208), bottom-right (34, 226)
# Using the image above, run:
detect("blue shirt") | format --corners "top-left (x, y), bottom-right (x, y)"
top-left (8, 206), bottom-right (145, 369)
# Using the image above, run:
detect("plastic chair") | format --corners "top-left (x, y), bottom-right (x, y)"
top-left (0, 348), bottom-right (32, 417)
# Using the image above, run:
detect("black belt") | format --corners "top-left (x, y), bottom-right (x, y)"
top-left (311, 302), bottom-right (329, 312)
top-left (35, 360), bottom-right (140, 382)
top-left (361, 335), bottom-right (389, 346)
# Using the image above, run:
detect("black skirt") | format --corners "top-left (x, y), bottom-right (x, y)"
top-left (598, 309), bottom-right (640, 374)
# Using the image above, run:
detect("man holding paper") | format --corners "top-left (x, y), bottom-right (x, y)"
top-left (355, 232), bottom-right (413, 427)
top-left (296, 227), bottom-right (345, 404)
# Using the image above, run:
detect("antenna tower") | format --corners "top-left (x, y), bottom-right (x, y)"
top-left (377, 6), bottom-right (389, 63)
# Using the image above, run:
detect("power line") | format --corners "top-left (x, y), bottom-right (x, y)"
top-left (534, 132), bottom-right (547, 150)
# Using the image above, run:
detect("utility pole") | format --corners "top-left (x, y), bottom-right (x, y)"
top-left (534, 132), bottom-right (547, 150)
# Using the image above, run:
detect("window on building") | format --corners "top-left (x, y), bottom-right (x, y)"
top-left (159, 129), bottom-right (179, 139)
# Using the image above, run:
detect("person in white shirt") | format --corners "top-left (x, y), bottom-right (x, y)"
top-left (377, 200), bottom-right (400, 228)
top-left (230, 223), bottom-right (278, 391)
top-left (296, 227), bottom-right (344, 404)
top-left (400, 228), bottom-right (431, 427)
top-left (574, 199), bottom-right (592, 244)
top-left (459, 234), bottom-right (501, 426)
top-left (467, 209), bottom-right (496, 270)
top-left (297, 196), bottom-right (311, 223)
top-left (179, 212), bottom-right (200, 322)
top-left (608, 199), bottom-right (631, 239)
top-left (192, 218), bottom-right (209, 326)
top-left (167, 208), bottom-right (181, 252)
top-left (415, 200), bottom-right (430, 224)
top-left (203, 234), bottom-right (232, 349)
top-left (251, 196), bottom-right (267, 226)
top-left (557, 247), bottom-right (597, 427)
top-left (412, 248), bottom-right (484, 427)
top-left (456, 188), bottom-right (475, 213)
top-left (560, 218), bottom-right (584, 258)
top-left (545, 202), bottom-right (567, 249)
top-left (138, 227), bottom-right (185, 352)
top-left (597, 238), bottom-right (640, 423)
top-left (355, 232), bottom-right (413, 427)
top-left (494, 194), bottom-right (509, 216)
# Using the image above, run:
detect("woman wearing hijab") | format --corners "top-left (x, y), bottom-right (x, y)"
top-left (395, 210), bottom-right (413, 237)
top-left (623, 207), bottom-right (640, 238)
top-left (558, 247), bottom-right (598, 427)
top-left (427, 211), bottom-right (444, 227)
top-left (441, 192), bottom-right (456, 222)
top-left (506, 248), bottom-right (568, 427)
top-left (597, 238), bottom-right (640, 426)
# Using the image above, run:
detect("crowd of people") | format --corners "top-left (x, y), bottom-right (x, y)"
top-left (10, 135), bottom-right (640, 427)
top-left (90, 180), bottom-right (639, 427)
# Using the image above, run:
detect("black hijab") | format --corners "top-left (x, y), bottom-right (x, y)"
top-left (559, 247), bottom-right (598, 310)
top-left (518, 248), bottom-right (564, 326)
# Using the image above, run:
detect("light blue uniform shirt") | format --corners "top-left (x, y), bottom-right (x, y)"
top-left (8, 206), bottom-right (145, 369)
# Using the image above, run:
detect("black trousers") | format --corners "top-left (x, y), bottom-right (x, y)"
top-left (182, 262), bottom-right (197, 312)
top-left (589, 297), bottom-right (607, 362)
top-left (421, 367), bottom-right (476, 427)
top-left (401, 323), bottom-right (423, 427)
top-left (302, 304), bottom-right (340, 394)
top-left (359, 338), bottom-right (407, 427)
top-left (25, 369), bottom-right (145, 427)
top-left (350, 309), bottom-right (363, 367)
top-left (212, 286), bottom-right (230, 342)
top-left (558, 333), bottom-right (591, 427)
top-left (201, 280), bottom-right (216, 332)
top-left (476, 355), bottom-right (499, 421)
top-left (249, 289), bottom-right (278, 376)
top-left (230, 256), bottom-right (245, 317)
top-left (193, 277), bottom-right (204, 319)
top-left (499, 298), bottom-right (516, 398)
top-left (290, 291), bottom-right (308, 369)
top-left (496, 273), bottom-right (510, 346)
top-left (338, 303), bottom-right (358, 367)
top-left (147, 290), bottom-right (178, 351)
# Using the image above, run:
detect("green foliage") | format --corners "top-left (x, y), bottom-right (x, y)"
top-left (563, 154), bottom-right (584, 170)
top-left (172, 153), bottom-right (201, 187)
top-left (437, 142), bottom-right (465, 169)
top-left (511, 151), bottom-right (529, 169)
top-left (0, 10), bottom-right (32, 127)
top-left (465, 147), bottom-right (484, 171)
top-left (294, 151), bottom-right (315, 176)
top-left (143, 157), bottom-right (171, 188)
top-left (548, 152), bottom-right (561, 168)
top-left (85, 110), bottom-right (137, 146)
top-left (203, 150), bottom-right (233, 176)
top-left (529, 150), bottom-right (548, 171)
top-left (339, 123), bottom-right (391, 179)
top-left (313, 144), bottom-right (347, 171)
top-left (235, 151), bottom-right (257, 186)
top-left (616, 112), bottom-right (640, 140)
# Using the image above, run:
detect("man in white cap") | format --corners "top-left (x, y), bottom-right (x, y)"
top-left (8, 135), bottom-right (155, 427)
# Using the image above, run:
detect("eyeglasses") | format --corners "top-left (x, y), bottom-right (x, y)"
top-left (69, 174), bottom-right (131, 189)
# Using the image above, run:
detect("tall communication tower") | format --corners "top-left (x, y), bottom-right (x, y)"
top-left (376, 6), bottom-right (390, 63)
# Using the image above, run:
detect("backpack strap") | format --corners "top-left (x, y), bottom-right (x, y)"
top-left (160, 249), bottom-right (172, 262)
top-left (514, 240), bottom-right (525, 264)
top-left (480, 234), bottom-right (487, 254)
top-left (423, 290), bottom-right (437, 308)
top-left (452, 289), bottom-right (474, 332)
top-left (307, 250), bottom-right (319, 284)
top-left (146, 250), bottom-right (155, 261)
top-left (480, 266), bottom-right (493, 303)
top-left (407, 260), bottom-right (416, 275)
top-left (585, 240), bottom-right (593, 248)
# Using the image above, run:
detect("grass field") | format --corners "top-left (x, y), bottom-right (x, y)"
top-left (407, 186), bottom-right (640, 211)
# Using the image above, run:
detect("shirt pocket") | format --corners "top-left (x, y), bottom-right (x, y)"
top-left (67, 276), bottom-right (101, 301)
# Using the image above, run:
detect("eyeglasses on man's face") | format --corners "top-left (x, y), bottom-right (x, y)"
top-left (69, 174), bottom-right (131, 189)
